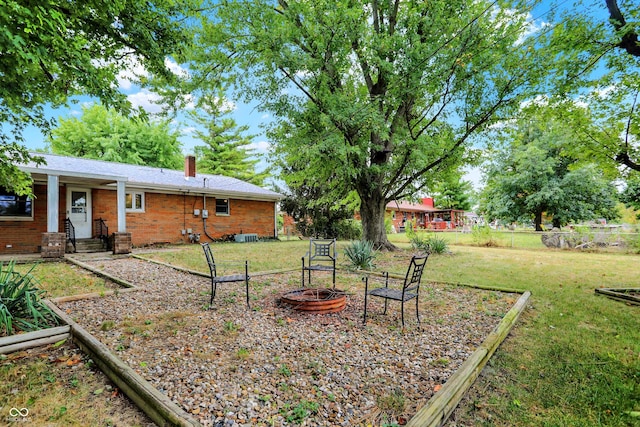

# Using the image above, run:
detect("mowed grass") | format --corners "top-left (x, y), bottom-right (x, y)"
top-left (13, 262), bottom-right (116, 299)
top-left (0, 342), bottom-right (151, 425)
top-left (141, 239), bottom-right (639, 426)
top-left (387, 229), bottom-right (548, 249)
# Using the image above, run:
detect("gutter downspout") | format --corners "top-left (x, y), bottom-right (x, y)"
top-left (274, 202), bottom-right (278, 238)
top-left (203, 194), bottom-right (216, 241)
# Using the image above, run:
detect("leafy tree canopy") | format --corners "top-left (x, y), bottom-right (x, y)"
top-left (185, 0), bottom-right (554, 248)
top-left (549, 0), bottom-right (639, 175)
top-left (47, 104), bottom-right (183, 169)
top-left (480, 108), bottom-right (620, 230)
top-left (190, 95), bottom-right (269, 186)
top-left (0, 0), bottom-right (194, 194)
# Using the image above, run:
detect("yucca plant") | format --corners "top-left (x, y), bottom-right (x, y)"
top-left (409, 232), bottom-right (431, 252)
top-left (343, 240), bottom-right (377, 270)
top-left (0, 261), bottom-right (59, 336)
top-left (425, 235), bottom-right (449, 254)
top-left (409, 232), bottom-right (449, 254)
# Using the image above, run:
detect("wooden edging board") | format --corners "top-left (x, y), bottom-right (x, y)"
top-left (44, 300), bottom-right (201, 427)
top-left (595, 288), bottom-right (640, 305)
top-left (406, 290), bottom-right (531, 427)
top-left (0, 325), bottom-right (71, 354)
top-left (64, 256), bottom-right (136, 289)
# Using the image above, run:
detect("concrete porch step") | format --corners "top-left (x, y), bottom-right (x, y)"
top-left (72, 238), bottom-right (108, 253)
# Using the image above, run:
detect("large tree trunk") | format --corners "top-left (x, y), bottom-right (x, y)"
top-left (358, 187), bottom-right (397, 250)
top-left (534, 210), bottom-right (543, 231)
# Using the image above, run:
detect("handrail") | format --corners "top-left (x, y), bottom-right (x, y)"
top-left (64, 218), bottom-right (76, 252)
top-left (94, 218), bottom-right (111, 250)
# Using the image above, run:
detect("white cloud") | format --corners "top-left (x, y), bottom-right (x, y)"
top-left (181, 94), bottom-right (197, 111)
top-left (165, 58), bottom-right (190, 79)
top-left (248, 140), bottom-right (271, 153)
top-left (492, 8), bottom-right (549, 46)
top-left (181, 126), bottom-right (198, 135)
top-left (98, 50), bottom-right (149, 91)
top-left (127, 90), bottom-right (164, 113)
top-left (593, 84), bottom-right (617, 99)
top-left (463, 166), bottom-right (483, 190)
top-left (519, 95), bottom-right (549, 109)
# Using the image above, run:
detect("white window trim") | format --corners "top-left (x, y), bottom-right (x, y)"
top-left (215, 198), bottom-right (230, 216)
top-left (0, 190), bottom-right (34, 221)
top-left (126, 191), bottom-right (145, 213)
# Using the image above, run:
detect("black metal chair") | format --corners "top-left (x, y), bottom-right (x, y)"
top-left (301, 238), bottom-right (337, 288)
top-left (201, 243), bottom-right (250, 307)
top-left (363, 254), bottom-right (429, 327)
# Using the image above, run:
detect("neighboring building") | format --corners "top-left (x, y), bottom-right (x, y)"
top-left (387, 198), bottom-right (465, 232)
top-left (1, 153), bottom-right (281, 257)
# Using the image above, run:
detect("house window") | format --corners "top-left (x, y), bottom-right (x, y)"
top-left (215, 198), bottom-right (229, 215)
top-left (0, 188), bottom-right (33, 220)
top-left (126, 191), bottom-right (145, 212)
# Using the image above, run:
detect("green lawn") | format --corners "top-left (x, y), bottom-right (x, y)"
top-left (14, 262), bottom-right (116, 299)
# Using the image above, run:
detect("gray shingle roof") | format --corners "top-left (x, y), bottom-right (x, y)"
top-left (22, 153), bottom-right (282, 201)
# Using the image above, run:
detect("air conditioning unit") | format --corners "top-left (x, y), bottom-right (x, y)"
top-left (234, 233), bottom-right (258, 243)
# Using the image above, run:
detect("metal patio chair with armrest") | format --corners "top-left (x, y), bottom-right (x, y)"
top-left (363, 254), bottom-right (429, 328)
top-left (201, 242), bottom-right (250, 308)
top-left (301, 238), bottom-right (337, 288)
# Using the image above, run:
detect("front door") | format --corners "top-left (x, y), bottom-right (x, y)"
top-left (67, 187), bottom-right (92, 238)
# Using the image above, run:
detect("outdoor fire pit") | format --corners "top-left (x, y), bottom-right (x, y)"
top-left (280, 288), bottom-right (347, 314)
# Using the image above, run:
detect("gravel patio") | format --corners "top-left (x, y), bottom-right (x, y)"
top-left (58, 255), bottom-right (514, 426)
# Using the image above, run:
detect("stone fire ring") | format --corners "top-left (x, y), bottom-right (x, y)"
top-left (280, 288), bottom-right (347, 314)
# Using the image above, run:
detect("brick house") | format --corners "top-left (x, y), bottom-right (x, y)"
top-left (387, 198), bottom-right (465, 232)
top-left (2, 153), bottom-right (281, 257)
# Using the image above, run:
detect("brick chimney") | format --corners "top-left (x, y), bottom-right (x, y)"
top-left (422, 197), bottom-right (434, 208)
top-left (185, 155), bottom-right (196, 178)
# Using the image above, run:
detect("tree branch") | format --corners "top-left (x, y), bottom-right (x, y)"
top-left (606, 0), bottom-right (640, 57)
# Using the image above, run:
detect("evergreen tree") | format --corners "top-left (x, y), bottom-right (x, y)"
top-left (190, 95), bottom-right (269, 186)
top-left (431, 172), bottom-right (473, 211)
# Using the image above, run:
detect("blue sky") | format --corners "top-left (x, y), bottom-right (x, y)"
top-left (18, 0), bottom-right (609, 190)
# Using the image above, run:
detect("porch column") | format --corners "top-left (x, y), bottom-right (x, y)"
top-left (117, 180), bottom-right (126, 232)
top-left (47, 175), bottom-right (59, 232)
top-left (113, 180), bottom-right (131, 254)
top-left (42, 174), bottom-right (65, 258)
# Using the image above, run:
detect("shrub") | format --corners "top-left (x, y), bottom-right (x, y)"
top-left (426, 235), bottom-right (449, 254)
top-left (384, 217), bottom-right (393, 233)
top-left (334, 219), bottom-right (362, 240)
top-left (409, 232), bottom-right (429, 251)
top-left (623, 232), bottom-right (640, 253)
top-left (471, 225), bottom-right (499, 247)
top-left (409, 232), bottom-right (449, 254)
top-left (0, 261), bottom-right (59, 335)
top-left (343, 240), bottom-right (377, 270)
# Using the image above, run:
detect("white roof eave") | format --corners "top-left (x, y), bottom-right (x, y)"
top-left (114, 182), bottom-right (282, 201)
top-left (21, 166), bottom-right (128, 182)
